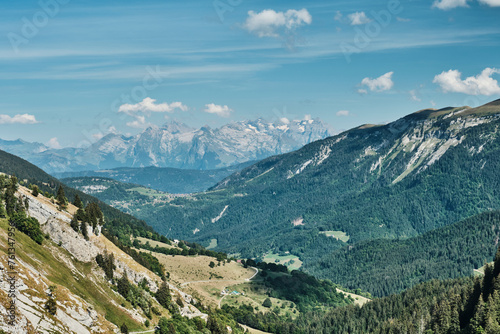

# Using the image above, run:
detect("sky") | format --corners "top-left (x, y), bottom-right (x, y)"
top-left (0, 0), bottom-right (499, 148)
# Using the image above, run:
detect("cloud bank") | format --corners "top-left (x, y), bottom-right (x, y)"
top-left (0, 114), bottom-right (39, 124)
top-left (119, 97), bottom-right (188, 128)
top-left (433, 68), bottom-right (500, 95)
top-left (119, 97), bottom-right (187, 115)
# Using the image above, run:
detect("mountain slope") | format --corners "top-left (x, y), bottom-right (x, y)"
top-left (0, 184), bottom-right (200, 333)
top-left (0, 154), bottom-right (267, 333)
top-left (305, 210), bottom-right (500, 297)
top-left (140, 100), bottom-right (500, 271)
top-left (0, 149), bottom-right (159, 244)
top-left (226, 244), bottom-right (500, 334)
top-left (0, 118), bottom-right (332, 173)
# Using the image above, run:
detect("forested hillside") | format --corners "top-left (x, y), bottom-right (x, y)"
top-left (225, 245), bottom-right (500, 333)
top-left (305, 210), bottom-right (500, 297)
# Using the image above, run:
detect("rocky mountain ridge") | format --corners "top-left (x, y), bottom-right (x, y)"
top-left (0, 118), bottom-right (333, 174)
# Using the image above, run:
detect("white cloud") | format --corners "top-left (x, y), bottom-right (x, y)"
top-left (0, 114), bottom-right (39, 124)
top-left (280, 117), bottom-right (290, 124)
top-left (92, 133), bottom-right (104, 140)
top-left (334, 11), bottom-right (343, 21)
top-left (433, 68), bottom-right (500, 95)
top-left (348, 12), bottom-right (372, 25)
top-left (432, 0), bottom-right (469, 10)
top-left (336, 110), bottom-right (350, 117)
top-left (243, 9), bottom-right (312, 38)
top-left (396, 17), bottom-right (411, 22)
top-left (357, 88), bottom-right (368, 95)
top-left (409, 90), bottom-right (421, 101)
top-left (435, 0), bottom-right (500, 8)
top-left (46, 137), bottom-right (62, 149)
top-left (118, 97), bottom-right (188, 115)
top-left (119, 97), bottom-right (187, 129)
top-left (204, 104), bottom-right (233, 118)
top-left (360, 72), bottom-right (394, 92)
top-left (126, 115), bottom-right (153, 129)
top-left (304, 114), bottom-right (312, 120)
top-left (478, 0), bottom-right (500, 6)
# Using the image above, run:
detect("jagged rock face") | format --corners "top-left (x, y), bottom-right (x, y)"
top-left (24, 194), bottom-right (70, 225)
top-left (0, 256), bottom-right (114, 334)
top-left (113, 261), bottom-right (158, 293)
top-left (42, 217), bottom-right (99, 263)
top-left (20, 188), bottom-right (159, 292)
top-left (0, 118), bottom-right (332, 173)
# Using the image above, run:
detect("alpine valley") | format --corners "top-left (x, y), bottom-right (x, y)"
top-left (2, 100), bottom-right (500, 333)
top-left (65, 100), bottom-right (500, 297)
top-left (4, 0), bottom-right (500, 332)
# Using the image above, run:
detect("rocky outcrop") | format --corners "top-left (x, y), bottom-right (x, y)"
top-left (8, 185), bottom-right (207, 330)
top-left (42, 217), bottom-right (99, 263)
top-left (0, 257), bottom-right (116, 334)
top-left (23, 192), bottom-right (70, 225)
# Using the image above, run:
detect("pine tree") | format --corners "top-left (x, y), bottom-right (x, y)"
top-left (70, 217), bottom-right (80, 232)
top-left (461, 279), bottom-right (482, 327)
top-left (156, 282), bottom-right (171, 308)
top-left (0, 199), bottom-right (5, 218)
top-left (44, 285), bottom-right (57, 316)
top-left (483, 264), bottom-right (495, 302)
top-left (494, 247), bottom-right (500, 278)
top-left (15, 196), bottom-right (26, 216)
top-left (96, 251), bottom-right (115, 281)
top-left (56, 186), bottom-right (67, 210)
top-left (5, 176), bottom-right (18, 216)
top-left (32, 185), bottom-right (39, 197)
top-left (120, 323), bottom-right (129, 334)
top-left (73, 194), bottom-right (83, 209)
top-left (81, 221), bottom-right (89, 240)
top-left (117, 274), bottom-right (130, 298)
top-left (85, 202), bottom-right (103, 232)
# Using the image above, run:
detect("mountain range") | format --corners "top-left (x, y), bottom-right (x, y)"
top-left (0, 118), bottom-right (332, 174)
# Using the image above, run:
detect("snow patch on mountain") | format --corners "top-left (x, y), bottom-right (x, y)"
top-left (0, 119), bottom-right (332, 173)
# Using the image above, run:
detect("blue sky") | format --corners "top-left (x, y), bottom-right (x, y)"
top-left (1, 0), bottom-right (499, 148)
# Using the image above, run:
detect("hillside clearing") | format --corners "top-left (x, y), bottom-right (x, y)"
top-left (319, 230), bottom-right (350, 242)
top-left (336, 288), bottom-right (370, 306)
top-left (262, 252), bottom-right (302, 271)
